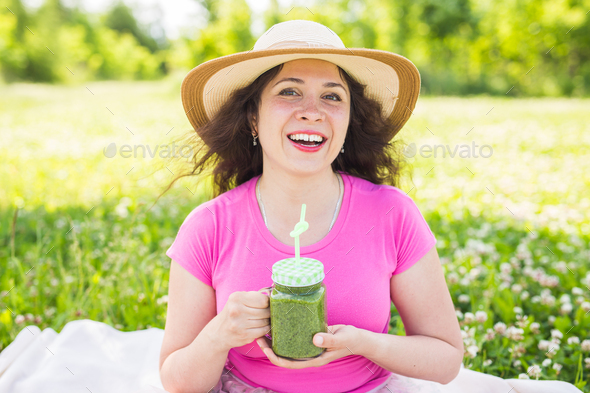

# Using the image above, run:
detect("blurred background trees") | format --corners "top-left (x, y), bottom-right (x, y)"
top-left (0, 0), bottom-right (588, 96)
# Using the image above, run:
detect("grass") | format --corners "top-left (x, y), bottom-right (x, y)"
top-left (0, 76), bottom-right (589, 390)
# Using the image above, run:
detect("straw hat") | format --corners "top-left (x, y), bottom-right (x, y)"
top-left (181, 20), bottom-right (421, 141)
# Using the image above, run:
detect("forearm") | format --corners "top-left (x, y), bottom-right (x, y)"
top-left (160, 316), bottom-right (230, 393)
top-left (356, 329), bottom-right (463, 385)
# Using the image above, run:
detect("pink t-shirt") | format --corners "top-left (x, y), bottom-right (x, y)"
top-left (166, 171), bottom-right (437, 393)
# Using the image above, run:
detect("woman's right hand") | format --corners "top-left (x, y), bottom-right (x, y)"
top-left (213, 287), bottom-right (272, 351)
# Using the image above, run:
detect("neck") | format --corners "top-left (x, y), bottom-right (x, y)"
top-left (257, 166), bottom-right (341, 229)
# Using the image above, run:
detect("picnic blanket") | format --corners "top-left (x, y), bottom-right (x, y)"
top-left (0, 319), bottom-right (582, 393)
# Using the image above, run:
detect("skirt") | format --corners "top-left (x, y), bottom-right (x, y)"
top-left (194, 362), bottom-right (583, 393)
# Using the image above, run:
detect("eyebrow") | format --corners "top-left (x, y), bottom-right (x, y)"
top-left (273, 77), bottom-right (347, 93)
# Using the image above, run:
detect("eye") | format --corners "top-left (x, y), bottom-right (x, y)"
top-left (324, 93), bottom-right (342, 101)
top-left (279, 89), bottom-right (342, 101)
top-left (279, 88), bottom-right (298, 96)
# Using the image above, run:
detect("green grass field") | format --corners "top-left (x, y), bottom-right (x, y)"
top-left (1, 76), bottom-right (589, 389)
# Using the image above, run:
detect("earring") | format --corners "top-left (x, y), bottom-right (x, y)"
top-left (253, 134), bottom-right (258, 146)
top-left (340, 144), bottom-right (344, 153)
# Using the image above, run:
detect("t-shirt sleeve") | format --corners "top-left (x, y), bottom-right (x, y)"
top-left (391, 194), bottom-right (437, 276)
top-left (165, 205), bottom-right (216, 288)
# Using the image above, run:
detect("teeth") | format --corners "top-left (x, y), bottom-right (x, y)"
top-left (288, 134), bottom-right (324, 142)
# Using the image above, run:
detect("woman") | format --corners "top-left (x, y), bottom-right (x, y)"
top-left (156, 20), bottom-right (580, 393)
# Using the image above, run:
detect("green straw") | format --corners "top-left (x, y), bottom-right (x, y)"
top-left (289, 204), bottom-right (309, 266)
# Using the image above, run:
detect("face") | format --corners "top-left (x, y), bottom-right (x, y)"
top-left (254, 58), bottom-right (350, 176)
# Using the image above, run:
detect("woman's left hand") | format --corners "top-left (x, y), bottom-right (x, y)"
top-left (256, 324), bottom-right (361, 369)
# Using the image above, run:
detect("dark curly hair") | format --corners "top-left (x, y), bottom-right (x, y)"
top-left (153, 62), bottom-right (412, 204)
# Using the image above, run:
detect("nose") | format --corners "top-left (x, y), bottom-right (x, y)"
top-left (295, 95), bottom-right (324, 122)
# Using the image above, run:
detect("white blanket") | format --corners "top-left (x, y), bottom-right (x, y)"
top-left (0, 320), bottom-right (582, 393)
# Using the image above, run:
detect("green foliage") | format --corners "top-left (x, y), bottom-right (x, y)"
top-left (0, 0), bottom-right (589, 95)
top-left (102, 1), bottom-right (160, 53)
top-left (0, 0), bottom-right (165, 82)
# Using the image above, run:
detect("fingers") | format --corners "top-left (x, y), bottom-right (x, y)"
top-left (241, 290), bottom-right (270, 309)
top-left (258, 287), bottom-right (273, 296)
top-left (246, 317), bottom-right (270, 329)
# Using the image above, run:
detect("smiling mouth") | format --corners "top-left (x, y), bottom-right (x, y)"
top-left (287, 134), bottom-right (326, 147)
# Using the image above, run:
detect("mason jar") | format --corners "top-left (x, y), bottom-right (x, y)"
top-left (267, 257), bottom-right (327, 360)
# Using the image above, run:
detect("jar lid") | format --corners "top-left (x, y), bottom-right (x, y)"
top-left (271, 257), bottom-right (325, 287)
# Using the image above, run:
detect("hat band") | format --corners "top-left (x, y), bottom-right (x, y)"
top-left (263, 40), bottom-right (342, 50)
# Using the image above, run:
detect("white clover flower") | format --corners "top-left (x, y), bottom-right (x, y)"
top-left (520, 291), bottom-right (530, 301)
top-left (581, 302), bottom-right (590, 313)
top-left (555, 261), bottom-right (568, 274)
top-left (511, 284), bottom-right (523, 294)
top-left (553, 363), bottom-right (563, 372)
top-left (466, 345), bottom-right (479, 359)
top-left (567, 336), bottom-right (580, 345)
top-left (518, 373), bottom-right (530, 379)
top-left (560, 303), bottom-right (573, 314)
top-left (541, 294), bottom-right (557, 306)
top-left (542, 359), bottom-right (552, 367)
top-left (546, 343), bottom-right (560, 358)
top-left (581, 340), bottom-right (590, 352)
top-left (538, 340), bottom-right (551, 351)
top-left (15, 315), bottom-right (25, 324)
top-left (458, 294), bottom-right (470, 303)
top-left (456, 310), bottom-right (464, 320)
top-left (506, 326), bottom-right (525, 341)
top-left (572, 287), bottom-right (584, 296)
top-left (157, 295), bottom-right (169, 305)
top-left (44, 307), bottom-right (56, 318)
top-left (494, 322), bottom-right (507, 335)
top-left (551, 329), bottom-right (563, 339)
top-left (138, 293), bottom-right (146, 302)
top-left (547, 276), bottom-right (560, 287)
top-left (484, 328), bottom-right (495, 341)
top-left (576, 296), bottom-right (586, 305)
top-left (528, 365), bottom-right (541, 379)
top-left (500, 263), bottom-right (512, 274)
top-left (475, 311), bottom-right (488, 324)
top-left (464, 312), bottom-right (475, 324)
top-left (559, 294), bottom-right (571, 304)
top-left (516, 314), bottom-right (529, 329)
top-left (585, 358), bottom-right (590, 370)
top-left (483, 359), bottom-right (492, 367)
top-left (447, 272), bottom-right (459, 284)
top-left (513, 307), bottom-right (523, 315)
top-left (548, 316), bottom-right (556, 324)
top-left (530, 322), bottom-right (541, 334)
top-left (531, 295), bottom-right (541, 303)
top-left (513, 360), bottom-right (522, 368)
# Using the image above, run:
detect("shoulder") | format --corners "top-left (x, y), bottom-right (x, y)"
top-left (344, 172), bottom-right (419, 212)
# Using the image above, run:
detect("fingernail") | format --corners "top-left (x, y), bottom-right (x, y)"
top-left (315, 335), bottom-right (323, 345)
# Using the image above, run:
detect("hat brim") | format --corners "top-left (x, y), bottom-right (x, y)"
top-left (181, 47), bottom-right (420, 140)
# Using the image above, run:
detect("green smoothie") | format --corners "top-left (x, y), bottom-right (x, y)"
top-left (269, 281), bottom-right (327, 359)
top-left (268, 205), bottom-right (328, 360)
